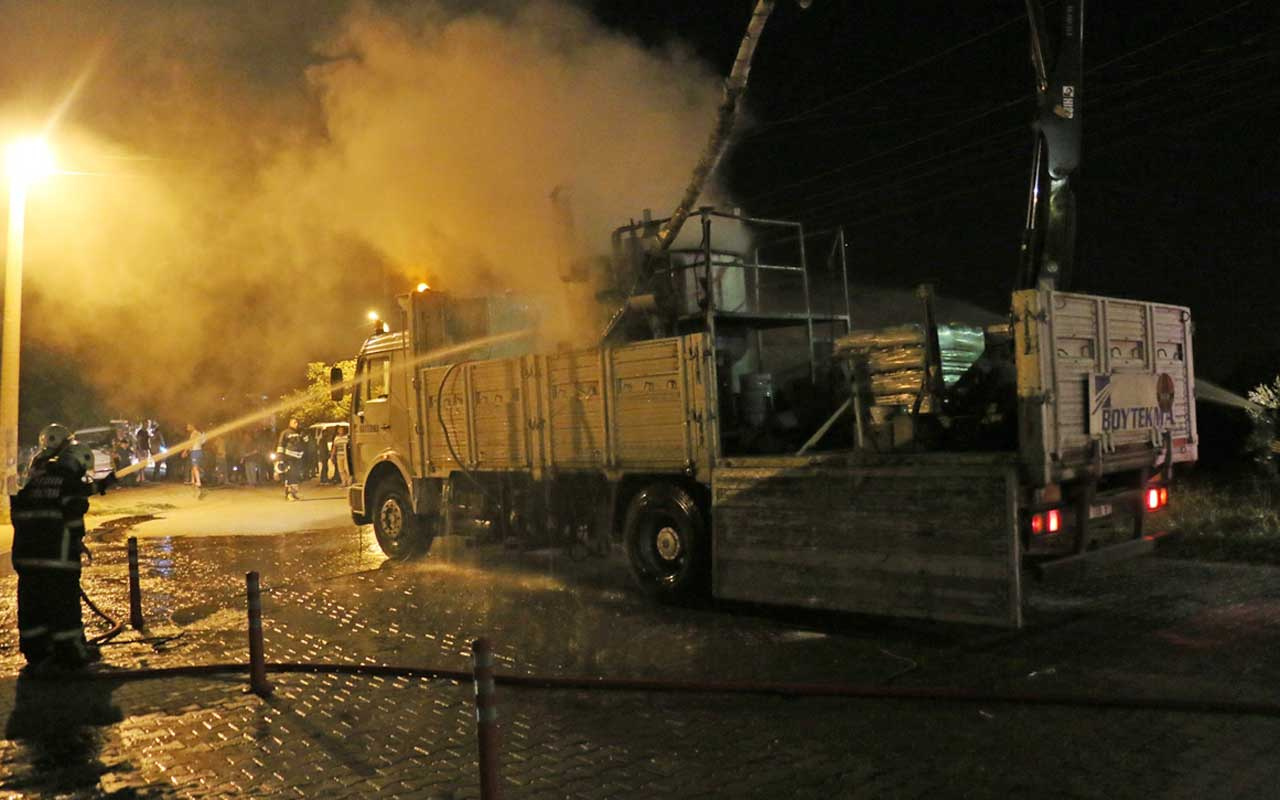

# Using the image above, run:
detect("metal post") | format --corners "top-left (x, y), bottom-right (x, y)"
top-left (701, 210), bottom-right (716, 346)
top-left (752, 246), bottom-right (764, 371)
top-left (127, 536), bottom-right (144, 630)
top-left (797, 224), bottom-right (816, 384)
top-left (246, 571), bottom-right (273, 697)
top-left (472, 637), bottom-right (501, 800)
top-left (1, 182), bottom-right (27, 499)
top-left (838, 227), bottom-right (851, 335)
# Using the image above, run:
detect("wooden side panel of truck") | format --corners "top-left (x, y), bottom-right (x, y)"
top-left (411, 334), bottom-right (714, 479)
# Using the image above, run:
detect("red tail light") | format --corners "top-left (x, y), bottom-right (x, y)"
top-left (1030, 509), bottom-right (1062, 536)
top-left (1158, 487), bottom-right (1169, 507)
top-left (1146, 488), bottom-right (1160, 511)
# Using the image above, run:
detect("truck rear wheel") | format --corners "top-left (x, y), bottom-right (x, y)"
top-left (372, 479), bottom-right (433, 560)
top-left (623, 483), bottom-right (708, 602)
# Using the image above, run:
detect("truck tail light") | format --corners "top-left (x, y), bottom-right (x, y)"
top-left (1145, 487), bottom-right (1170, 511)
top-left (1030, 508), bottom-right (1062, 536)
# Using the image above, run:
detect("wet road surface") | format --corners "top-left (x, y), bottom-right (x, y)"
top-left (1, 482), bottom-right (1278, 797)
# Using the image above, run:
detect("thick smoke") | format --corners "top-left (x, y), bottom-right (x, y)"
top-left (0, 1), bottom-right (723, 427)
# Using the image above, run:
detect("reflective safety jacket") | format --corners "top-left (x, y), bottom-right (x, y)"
top-left (277, 429), bottom-right (304, 461)
top-left (10, 459), bottom-right (92, 574)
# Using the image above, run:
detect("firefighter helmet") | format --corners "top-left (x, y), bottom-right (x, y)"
top-left (61, 442), bottom-right (96, 476)
top-left (37, 423), bottom-right (72, 453)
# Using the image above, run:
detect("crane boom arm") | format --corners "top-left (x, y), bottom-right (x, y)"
top-left (654, 0), bottom-right (813, 252)
top-left (1017, 0), bottom-right (1083, 290)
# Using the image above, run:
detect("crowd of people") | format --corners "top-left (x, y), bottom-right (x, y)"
top-left (97, 419), bottom-right (348, 495)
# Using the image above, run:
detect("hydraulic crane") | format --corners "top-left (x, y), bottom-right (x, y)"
top-left (1017, 0), bottom-right (1083, 291)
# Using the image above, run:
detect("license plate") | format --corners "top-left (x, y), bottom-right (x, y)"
top-left (1089, 503), bottom-right (1113, 520)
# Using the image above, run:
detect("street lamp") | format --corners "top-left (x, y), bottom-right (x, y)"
top-left (2, 136), bottom-right (56, 495)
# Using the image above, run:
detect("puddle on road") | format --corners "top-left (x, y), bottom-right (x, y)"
top-left (87, 515), bottom-right (159, 541)
top-left (176, 608), bottom-right (244, 633)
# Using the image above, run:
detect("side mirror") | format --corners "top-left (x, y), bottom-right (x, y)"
top-left (329, 366), bottom-right (345, 403)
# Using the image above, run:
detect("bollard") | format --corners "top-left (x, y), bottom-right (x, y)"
top-left (246, 571), bottom-right (273, 697)
top-left (127, 537), bottom-right (144, 630)
top-left (471, 637), bottom-right (501, 800)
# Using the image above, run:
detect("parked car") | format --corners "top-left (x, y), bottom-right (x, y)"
top-left (71, 426), bottom-right (119, 481)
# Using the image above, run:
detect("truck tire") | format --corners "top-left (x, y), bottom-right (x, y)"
top-left (623, 482), bottom-right (708, 602)
top-left (371, 479), bottom-right (433, 560)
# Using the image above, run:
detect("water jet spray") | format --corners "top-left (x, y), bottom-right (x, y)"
top-left (112, 328), bottom-right (535, 480)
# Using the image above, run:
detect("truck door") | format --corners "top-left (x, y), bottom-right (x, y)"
top-left (355, 353), bottom-right (406, 469)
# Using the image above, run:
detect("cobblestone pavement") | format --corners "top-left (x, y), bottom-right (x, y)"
top-left (0, 486), bottom-right (1279, 797)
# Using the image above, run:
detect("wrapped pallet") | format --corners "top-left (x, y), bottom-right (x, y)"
top-left (838, 322), bottom-right (986, 411)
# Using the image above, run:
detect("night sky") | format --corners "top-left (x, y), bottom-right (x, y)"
top-left (594, 0), bottom-right (1280, 385)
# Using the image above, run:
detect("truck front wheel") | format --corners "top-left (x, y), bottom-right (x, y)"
top-left (372, 479), bottom-right (433, 560)
top-left (623, 483), bottom-right (708, 602)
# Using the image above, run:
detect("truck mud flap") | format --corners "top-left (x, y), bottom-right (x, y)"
top-left (1034, 529), bottom-right (1179, 581)
top-left (712, 459), bottom-right (1023, 628)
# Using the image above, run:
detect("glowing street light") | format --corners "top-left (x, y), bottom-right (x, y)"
top-left (2, 136), bottom-right (56, 496)
top-left (366, 310), bottom-right (380, 321)
top-left (416, 282), bottom-right (430, 293)
top-left (5, 137), bottom-right (56, 186)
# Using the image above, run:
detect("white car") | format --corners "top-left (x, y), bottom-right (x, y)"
top-left (72, 426), bottom-right (123, 481)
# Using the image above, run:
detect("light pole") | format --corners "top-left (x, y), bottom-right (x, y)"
top-left (2, 137), bottom-right (55, 498)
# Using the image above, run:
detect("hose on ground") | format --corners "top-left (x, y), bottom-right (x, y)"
top-left (50, 660), bottom-right (1280, 719)
top-left (80, 588), bottom-right (125, 646)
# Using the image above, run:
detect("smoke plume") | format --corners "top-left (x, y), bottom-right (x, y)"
top-left (0, 1), bottom-right (724, 430)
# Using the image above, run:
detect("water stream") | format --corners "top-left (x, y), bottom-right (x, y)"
top-left (114, 327), bottom-right (534, 479)
top-left (1194, 378), bottom-right (1266, 414)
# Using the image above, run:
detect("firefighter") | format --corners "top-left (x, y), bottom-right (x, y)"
top-left (276, 417), bottom-right (304, 501)
top-left (11, 425), bottom-right (117, 673)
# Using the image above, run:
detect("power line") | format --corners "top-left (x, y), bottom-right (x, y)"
top-left (748, 12), bottom-right (1029, 133)
top-left (1087, 0), bottom-right (1258, 74)
top-left (741, 93), bottom-right (1028, 207)
top-left (737, 2), bottom-right (1267, 213)
top-left (804, 80), bottom-right (1280, 232)
top-left (784, 71), bottom-right (1280, 228)
top-left (780, 48), bottom-right (1277, 216)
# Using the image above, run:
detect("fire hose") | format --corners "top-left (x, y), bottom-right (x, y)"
top-left (55, 554), bottom-right (1280, 738)
top-left (52, 659), bottom-right (1280, 718)
top-left (81, 587), bottom-right (125, 646)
